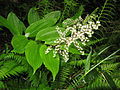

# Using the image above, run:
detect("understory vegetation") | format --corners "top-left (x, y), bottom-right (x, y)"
top-left (0, 0), bottom-right (120, 89)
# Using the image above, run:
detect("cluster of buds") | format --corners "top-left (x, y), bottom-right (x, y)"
top-left (45, 14), bottom-right (101, 62)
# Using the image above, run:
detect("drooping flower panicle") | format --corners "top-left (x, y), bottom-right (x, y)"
top-left (46, 14), bottom-right (101, 62)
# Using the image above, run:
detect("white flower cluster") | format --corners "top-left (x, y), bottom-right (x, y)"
top-left (45, 15), bottom-right (101, 62)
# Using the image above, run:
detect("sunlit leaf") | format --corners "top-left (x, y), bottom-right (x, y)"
top-left (25, 41), bottom-right (42, 74)
top-left (44, 11), bottom-right (61, 23)
top-left (11, 35), bottom-right (29, 54)
top-left (7, 12), bottom-right (26, 35)
top-left (36, 26), bottom-right (60, 44)
top-left (0, 16), bottom-right (13, 34)
top-left (25, 18), bottom-right (56, 37)
top-left (28, 7), bottom-right (40, 24)
top-left (40, 45), bottom-right (59, 81)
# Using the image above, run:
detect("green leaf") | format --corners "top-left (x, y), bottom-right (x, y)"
top-left (85, 50), bottom-right (92, 73)
top-left (25, 18), bottom-right (57, 37)
top-left (11, 35), bottom-right (29, 54)
top-left (7, 12), bottom-right (26, 35)
top-left (101, 71), bottom-right (117, 89)
top-left (36, 26), bottom-right (60, 44)
top-left (25, 41), bottom-right (42, 74)
top-left (28, 7), bottom-right (40, 24)
top-left (0, 16), bottom-right (13, 33)
top-left (44, 11), bottom-right (61, 23)
top-left (40, 45), bottom-right (59, 81)
top-left (0, 16), bottom-right (8, 27)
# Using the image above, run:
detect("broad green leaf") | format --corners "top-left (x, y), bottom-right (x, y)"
top-left (0, 16), bottom-right (13, 32)
top-left (85, 50), bottom-right (92, 73)
top-left (44, 11), bottom-right (61, 23)
top-left (36, 26), bottom-right (59, 44)
top-left (25, 41), bottom-right (42, 74)
top-left (101, 71), bottom-right (117, 89)
top-left (40, 45), bottom-right (59, 81)
top-left (25, 18), bottom-right (57, 37)
top-left (28, 7), bottom-right (40, 24)
top-left (11, 35), bottom-right (29, 54)
top-left (7, 12), bottom-right (26, 35)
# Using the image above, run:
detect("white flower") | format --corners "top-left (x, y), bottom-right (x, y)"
top-left (88, 21), bottom-right (93, 25)
top-left (47, 14), bottom-right (101, 62)
top-left (45, 46), bottom-right (52, 54)
top-left (96, 21), bottom-right (100, 24)
top-left (25, 33), bottom-right (30, 37)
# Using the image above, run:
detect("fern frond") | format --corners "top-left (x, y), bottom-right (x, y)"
top-left (82, 76), bottom-right (111, 90)
top-left (85, 38), bottom-right (105, 46)
top-left (0, 81), bottom-right (5, 88)
top-left (52, 64), bottom-right (72, 89)
top-left (28, 70), bottom-right (41, 87)
top-left (0, 53), bottom-right (31, 81)
top-left (83, 8), bottom-right (99, 24)
top-left (98, 0), bottom-right (115, 26)
top-left (69, 69), bottom-right (100, 89)
top-left (101, 63), bottom-right (120, 71)
top-left (70, 70), bottom-right (115, 90)
top-left (75, 38), bottom-right (105, 50)
top-left (0, 60), bottom-right (25, 79)
top-left (114, 79), bottom-right (120, 88)
top-left (3, 53), bottom-right (30, 70)
top-left (111, 70), bottom-right (120, 79)
top-left (69, 59), bottom-right (85, 66)
top-left (0, 54), bottom-right (6, 61)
